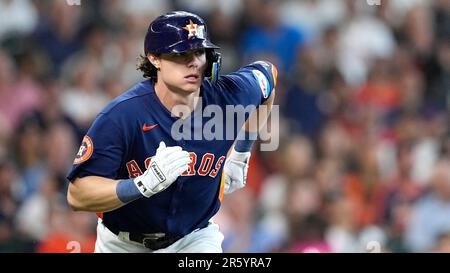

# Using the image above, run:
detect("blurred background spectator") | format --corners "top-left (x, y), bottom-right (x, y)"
top-left (0, 0), bottom-right (449, 252)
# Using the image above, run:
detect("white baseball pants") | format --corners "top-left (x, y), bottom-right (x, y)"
top-left (94, 219), bottom-right (224, 253)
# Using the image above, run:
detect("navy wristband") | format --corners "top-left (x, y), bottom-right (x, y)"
top-left (116, 179), bottom-right (143, 203)
top-left (234, 130), bottom-right (257, 152)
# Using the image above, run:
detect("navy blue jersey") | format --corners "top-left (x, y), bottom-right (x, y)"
top-left (67, 62), bottom-right (277, 236)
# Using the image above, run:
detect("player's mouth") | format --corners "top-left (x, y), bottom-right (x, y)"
top-left (184, 74), bottom-right (200, 83)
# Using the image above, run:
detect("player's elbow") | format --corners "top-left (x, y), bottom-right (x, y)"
top-left (268, 88), bottom-right (276, 101)
top-left (67, 182), bottom-right (82, 211)
top-left (67, 196), bottom-right (81, 212)
top-left (67, 179), bottom-right (90, 211)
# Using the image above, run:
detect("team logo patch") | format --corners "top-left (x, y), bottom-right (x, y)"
top-left (73, 135), bottom-right (94, 165)
top-left (252, 70), bottom-right (270, 99)
top-left (183, 19), bottom-right (205, 39)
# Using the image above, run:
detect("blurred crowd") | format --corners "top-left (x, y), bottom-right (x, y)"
top-left (0, 0), bottom-right (449, 253)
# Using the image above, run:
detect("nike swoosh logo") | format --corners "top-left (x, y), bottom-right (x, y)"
top-left (142, 123), bottom-right (158, 132)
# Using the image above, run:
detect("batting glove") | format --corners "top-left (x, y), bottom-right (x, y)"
top-left (223, 149), bottom-right (251, 194)
top-left (134, 141), bottom-right (191, 198)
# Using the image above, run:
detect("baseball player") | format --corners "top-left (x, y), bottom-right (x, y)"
top-left (66, 11), bottom-right (277, 253)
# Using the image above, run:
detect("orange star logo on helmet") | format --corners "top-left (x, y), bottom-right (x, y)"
top-left (183, 19), bottom-right (205, 39)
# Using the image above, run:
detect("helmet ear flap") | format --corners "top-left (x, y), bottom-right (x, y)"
top-left (205, 50), bottom-right (221, 83)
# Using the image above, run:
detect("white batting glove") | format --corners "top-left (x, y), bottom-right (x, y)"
top-left (133, 141), bottom-right (191, 198)
top-left (223, 149), bottom-right (251, 194)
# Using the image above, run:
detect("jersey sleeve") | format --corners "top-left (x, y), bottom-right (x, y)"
top-left (215, 61), bottom-right (277, 107)
top-left (66, 113), bottom-right (126, 182)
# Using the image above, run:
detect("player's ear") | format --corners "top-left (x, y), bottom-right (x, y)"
top-left (148, 54), bottom-right (161, 70)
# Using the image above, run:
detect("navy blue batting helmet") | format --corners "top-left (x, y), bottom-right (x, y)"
top-left (144, 11), bottom-right (219, 55)
top-left (143, 11), bottom-right (221, 82)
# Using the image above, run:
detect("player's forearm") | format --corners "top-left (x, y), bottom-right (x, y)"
top-left (224, 92), bottom-right (276, 193)
top-left (232, 91), bottom-right (275, 153)
top-left (67, 176), bottom-right (125, 212)
top-left (244, 90), bottom-right (275, 133)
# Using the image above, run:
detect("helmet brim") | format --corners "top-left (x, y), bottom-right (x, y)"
top-left (159, 39), bottom-right (219, 54)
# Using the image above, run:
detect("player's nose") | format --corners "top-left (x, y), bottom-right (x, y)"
top-left (187, 53), bottom-right (202, 68)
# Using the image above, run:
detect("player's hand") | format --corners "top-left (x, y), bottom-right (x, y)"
top-left (133, 141), bottom-right (191, 198)
top-left (223, 149), bottom-right (250, 194)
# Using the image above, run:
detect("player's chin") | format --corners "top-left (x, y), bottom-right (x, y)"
top-left (181, 82), bottom-right (202, 93)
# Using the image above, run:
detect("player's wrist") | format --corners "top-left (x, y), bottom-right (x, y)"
top-left (229, 148), bottom-right (251, 163)
top-left (234, 130), bottom-right (257, 153)
top-left (132, 171), bottom-right (160, 198)
top-left (116, 178), bottom-right (145, 203)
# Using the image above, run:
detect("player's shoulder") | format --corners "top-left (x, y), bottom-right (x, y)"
top-left (245, 60), bottom-right (277, 72)
top-left (100, 80), bottom-right (154, 116)
top-left (211, 60), bottom-right (278, 97)
top-left (222, 61), bottom-right (277, 84)
top-left (242, 61), bottom-right (278, 84)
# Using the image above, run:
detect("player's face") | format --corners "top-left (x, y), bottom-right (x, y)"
top-left (158, 49), bottom-right (207, 93)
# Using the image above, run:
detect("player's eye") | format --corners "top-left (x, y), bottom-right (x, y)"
top-left (173, 52), bottom-right (188, 58)
top-left (193, 49), bottom-right (205, 56)
top-left (169, 50), bottom-right (204, 62)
